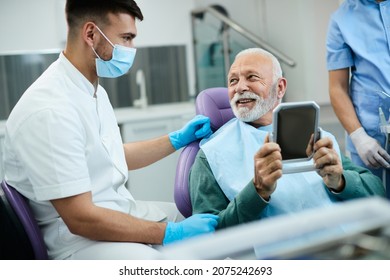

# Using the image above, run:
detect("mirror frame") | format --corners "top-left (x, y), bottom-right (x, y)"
top-left (270, 101), bottom-right (320, 173)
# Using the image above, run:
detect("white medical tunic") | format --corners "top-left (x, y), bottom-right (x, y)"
top-left (3, 53), bottom-right (165, 259)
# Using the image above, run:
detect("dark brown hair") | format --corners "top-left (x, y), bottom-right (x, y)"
top-left (65, 0), bottom-right (143, 37)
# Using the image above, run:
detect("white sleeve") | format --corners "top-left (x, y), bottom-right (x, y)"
top-left (13, 107), bottom-right (91, 201)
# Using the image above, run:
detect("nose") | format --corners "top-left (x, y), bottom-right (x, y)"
top-left (235, 78), bottom-right (249, 93)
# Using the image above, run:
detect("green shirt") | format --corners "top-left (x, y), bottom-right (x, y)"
top-left (190, 149), bottom-right (385, 230)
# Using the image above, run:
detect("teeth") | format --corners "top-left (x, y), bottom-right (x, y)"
top-left (238, 99), bottom-right (254, 103)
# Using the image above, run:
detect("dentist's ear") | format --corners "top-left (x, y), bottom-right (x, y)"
top-left (83, 22), bottom-right (97, 47)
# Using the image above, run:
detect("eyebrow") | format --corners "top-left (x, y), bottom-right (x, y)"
top-left (121, 32), bottom-right (136, 39)
top-left (227, 73), bottom-right (236, 80)
top-left (228, 70), bottom-right (260, 79)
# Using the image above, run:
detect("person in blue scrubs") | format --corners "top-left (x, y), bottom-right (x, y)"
top-left (326, 0), bottom-right (390, 198)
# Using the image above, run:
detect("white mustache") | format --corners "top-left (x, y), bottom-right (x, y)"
top-left (231, 91), bottom-right (262, 104)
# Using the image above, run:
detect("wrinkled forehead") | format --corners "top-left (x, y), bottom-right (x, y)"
top-left (228, 53), bottom-right (273, 77)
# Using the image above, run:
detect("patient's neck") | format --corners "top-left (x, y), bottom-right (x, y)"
top-left (249, 114), bottom-right (273, 128)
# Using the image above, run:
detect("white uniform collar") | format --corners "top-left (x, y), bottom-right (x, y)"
top-left (59, 52), bottom-right (96, 98)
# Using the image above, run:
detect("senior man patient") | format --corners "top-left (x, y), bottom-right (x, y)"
top-left (189, 47), bottom-right (385, 229)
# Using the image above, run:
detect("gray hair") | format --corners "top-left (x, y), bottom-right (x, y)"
top-left (235, 48), bottom-right (283, 84)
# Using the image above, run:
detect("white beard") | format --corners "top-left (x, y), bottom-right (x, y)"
top-left (230, 90), bottom-right (278, 122)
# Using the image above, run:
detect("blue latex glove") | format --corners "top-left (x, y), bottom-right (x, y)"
top-left (163, 213), bottom-right (219, 245)
top-left (169, 115), bottom-right (212, 150)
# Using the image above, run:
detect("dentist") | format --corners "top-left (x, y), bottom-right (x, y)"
top-left (2, 0), bottom-right (217, 259)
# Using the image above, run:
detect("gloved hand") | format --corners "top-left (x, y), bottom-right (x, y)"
top-left (350, 127), bottom-right (390, 168)
top-left (169, 115), bottom-right (212, 150)
top-left (163, 213), bottom-right (219, 245)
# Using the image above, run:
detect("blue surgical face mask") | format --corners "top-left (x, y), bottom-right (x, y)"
top-left (92, 25), bottom-right (136, 78)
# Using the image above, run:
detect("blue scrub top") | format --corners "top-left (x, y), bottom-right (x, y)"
top-left (326, 0), bottom-right (390, 152)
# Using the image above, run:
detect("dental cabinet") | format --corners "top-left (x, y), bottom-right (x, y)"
top-left (116, 102), bottom-right (195, 202)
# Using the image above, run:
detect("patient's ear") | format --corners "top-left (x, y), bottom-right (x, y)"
top-left (277, 77), bottom-right (287, 99)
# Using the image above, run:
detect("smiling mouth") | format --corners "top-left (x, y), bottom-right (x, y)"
top-left (237, 98), bottom-right (256, 105)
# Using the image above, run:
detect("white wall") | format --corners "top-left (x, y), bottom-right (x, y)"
top-left (0, 0), bottom-right (340, 104)
top-left (0, 0), bottom-right (66, 52)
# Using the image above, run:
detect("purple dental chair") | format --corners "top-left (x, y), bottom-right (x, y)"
top-left (174, 87), bottom-right (235, 217)
top-left (0, 180), bottom-right (48, 259)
